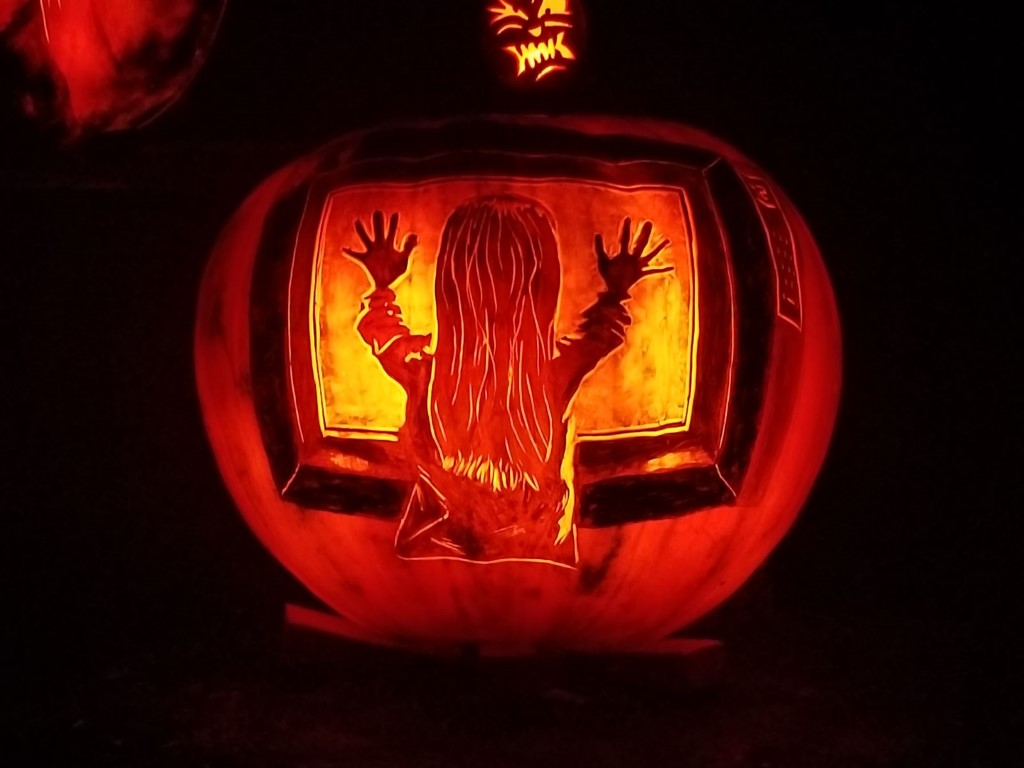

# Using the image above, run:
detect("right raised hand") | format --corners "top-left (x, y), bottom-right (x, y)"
top-left (343, 211), bottom-right (418, 289)
top-left (594, 217), bottom-right (672, 297)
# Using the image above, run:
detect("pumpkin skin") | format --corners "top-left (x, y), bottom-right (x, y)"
top-left (1, 0), bottom-right (225, 135)
top-left (195, 115), bottom-right (841, 654)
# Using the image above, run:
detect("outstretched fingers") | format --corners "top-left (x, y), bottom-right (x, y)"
top-left (595, 232), bottom-right (610, 273)
top-left (386, 212), bottom-right (399, 245)
top-left (644, 238), bottom-right (670, 261)
top-left (640, 238), bottom-right (672, 276)
top-left (353, 219), bottom-right (373, 250)
top-left (632, 221), bottom-right (654, 255)
top-left (371, 210), bottom-right (386, 242)
top-left (619, 217), bottom-right (632, 254)
top-left (641, 264), bottom-right (674, 276)
top-left (401, 232), bottom-right (419, 257)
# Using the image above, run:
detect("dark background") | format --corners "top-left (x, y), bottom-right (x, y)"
top-left (2, 1), bottom-right (1014, 766)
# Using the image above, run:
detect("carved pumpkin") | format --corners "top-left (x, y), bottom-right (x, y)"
top-left (487, 0), bottom-right (580, 83)
top-left (0, 0), bottom-right (225, 134)
top-left (195, 116), bottom-right (841, 653)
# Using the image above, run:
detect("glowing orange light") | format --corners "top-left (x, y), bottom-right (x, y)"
top-left (319, 189), bottom-right (679, 566)
top-left (489, 0), bottom-right (577, 82)
top-left (315, 182), bottom-right (695, 446)
top-left (195, 116), bottom-right (842, 655)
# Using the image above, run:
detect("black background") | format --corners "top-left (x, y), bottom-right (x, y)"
top-left (2, 1), bottom-right (1014, 765)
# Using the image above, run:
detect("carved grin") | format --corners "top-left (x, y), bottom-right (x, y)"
top-left (504, 31), bottom-right (575, 81)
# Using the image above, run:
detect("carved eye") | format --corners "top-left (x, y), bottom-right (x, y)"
top-left (538, 0), bottom-right (569, 17)
top-left (489, 0), bottom-right (529, 29)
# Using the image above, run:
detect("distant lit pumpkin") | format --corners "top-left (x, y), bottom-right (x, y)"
top-left (0, 0), bottom-right (225, 135)
top-left (195, 116), bottom-right (841, 653)
top-left (487, 0), bottom-right (580, 83)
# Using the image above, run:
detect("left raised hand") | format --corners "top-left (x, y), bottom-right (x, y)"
top-left (343, 210), bottom-right (418, 289)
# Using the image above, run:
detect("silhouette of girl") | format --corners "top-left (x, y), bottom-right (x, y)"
top-left (345, 195), bottom-right (669, 566)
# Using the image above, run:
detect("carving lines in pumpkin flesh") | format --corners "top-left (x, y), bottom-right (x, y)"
top-left (489, 0), bottom-right (576, 81)
top-left (38, 0), bottom-right (61, 43)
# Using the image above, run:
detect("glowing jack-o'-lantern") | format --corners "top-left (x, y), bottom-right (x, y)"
top-left (195, 116), bottom-right (841, 652)
top-left (1, 0), bottom-right (225, 135)
top-left (488, 0), bottom-right (579, 82)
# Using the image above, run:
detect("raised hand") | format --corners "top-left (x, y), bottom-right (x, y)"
top-left (343, 211), bottom-right (419, 289)
top-left (594, 218), bottom-right (672, 297)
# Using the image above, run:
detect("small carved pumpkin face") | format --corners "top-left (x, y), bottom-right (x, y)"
top-left (488, 0), bottom-right (577, 82)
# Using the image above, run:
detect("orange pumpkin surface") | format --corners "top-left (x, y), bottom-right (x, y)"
top-left (195, 115), bottom-right (841, 654)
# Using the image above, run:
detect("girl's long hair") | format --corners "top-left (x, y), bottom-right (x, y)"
top-left (428, 194), bottom-right (562, 492)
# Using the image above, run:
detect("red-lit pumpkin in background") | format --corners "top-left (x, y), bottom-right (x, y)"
top-left (0, 0), bottom-right (225, 135)
top-left (195, 116), bottom-right (841, 654)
